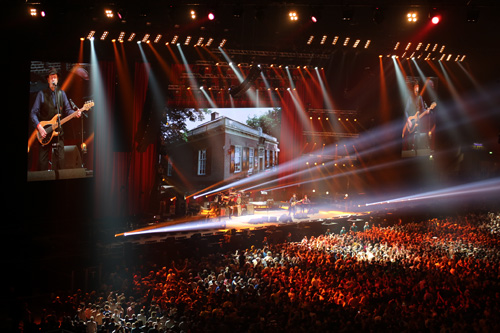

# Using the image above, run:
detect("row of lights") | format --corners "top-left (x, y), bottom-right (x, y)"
top-left (383, 41), bottom-right (466, 62)
top-left (309, 116), bottom-right (358, 122)
top-left (382, 53), bottom-right (466, 62)
top-left (27, 5), bottom-right (481, 25)
top-left (84, 31), bottom-right (227, 48)
top-left (307, 35), bottom-right (371, 49)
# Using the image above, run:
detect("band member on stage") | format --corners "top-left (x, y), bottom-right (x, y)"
top-left (30, 68), bottom-right (81, 170)
top-left (300, 194), bottom-right (311, 213)
top-left (289, 193), bottom-right (298, 217)
top-left (235, 193), bottom-right (242, 217)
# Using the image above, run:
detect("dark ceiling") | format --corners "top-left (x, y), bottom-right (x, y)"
top-left (12, 1), bottom-right (500, 68)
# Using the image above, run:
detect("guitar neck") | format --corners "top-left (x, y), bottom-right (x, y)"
top-left (60, 108), bottom-right (83, 126)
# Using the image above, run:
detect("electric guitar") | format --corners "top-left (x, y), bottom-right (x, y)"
top-left (402, 102), bottom-right (436, 138)
top-left (36, 100), bottom-right (94, 146)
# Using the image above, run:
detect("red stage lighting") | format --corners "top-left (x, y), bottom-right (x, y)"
top-left (208, 12), bottom-right (215, 20)
top-left (431, 15), bottom-right (440, 24)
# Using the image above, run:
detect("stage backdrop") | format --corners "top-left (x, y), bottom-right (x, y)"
top-left (93, 62), bottom-right (326, 219)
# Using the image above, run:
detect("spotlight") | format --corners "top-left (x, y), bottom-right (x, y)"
top-left (190, 9), bottom-right (196, 20)
top-left (310, 6), bottom-right (322, 23)
top-left (105, 9), bottom-right (114, 18)
top-left (429, 9), bottom-right (441, 24)
top-left (208, 12), bottom-right (215, 20)
top-left (407, 11), bottom-right (418, 22)
top-left (289, 11), bottom-right (298, 21)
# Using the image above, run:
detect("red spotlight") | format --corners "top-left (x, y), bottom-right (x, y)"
top-left (208, 12), bottom-right (215, 20)
top-left (431, 15), bottom-right (440, 24)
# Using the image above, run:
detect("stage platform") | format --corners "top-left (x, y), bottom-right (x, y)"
top-left (114, 204), bottom-right (369, 245)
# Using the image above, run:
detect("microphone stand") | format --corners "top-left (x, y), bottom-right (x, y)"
top-left (53, 82), bottom-right (62, 170)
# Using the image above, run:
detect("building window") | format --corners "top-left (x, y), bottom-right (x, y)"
top-left (249, 148), bottom-right (254, 172)
top-left (234, 145), bottom-right (242, 173)
top-left (198, 149), bottom-right (207, 175)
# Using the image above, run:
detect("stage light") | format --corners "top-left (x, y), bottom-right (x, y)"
top-left (118, 32), bottom-right (125, 42)
top-left (289, 11), bottom-right (298, 21)
top-left (407, 11), bottom-right (418, 22)
top-left (208, 12), bottom-right (215, 20)
top-left (105, 9), bottom-right (114, 18)
top-left (190, 9), bottom-right (196, 19)
top-left (431, 15), bottom-right (440, 24)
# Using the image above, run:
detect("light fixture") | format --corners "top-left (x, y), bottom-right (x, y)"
top-left (190, 9), bottom-right (196, 20)
top-left (105, 9), bottom-right (114, 18)
top-left (407, 11), bottom-right (418, 22)
top-left (289, 11), bottom-right (298, 21)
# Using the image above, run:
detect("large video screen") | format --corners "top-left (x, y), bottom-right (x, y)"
top-left (27, 61), bottom-right (94, 181)
top-left (401, 76), bottom-right (438, 158)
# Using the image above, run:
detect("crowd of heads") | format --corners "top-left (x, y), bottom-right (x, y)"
top-left (21, 209), bottom-right (500, 332)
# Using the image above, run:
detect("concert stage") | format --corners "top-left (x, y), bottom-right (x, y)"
top-left (114, 203), bottom-right (369, 246)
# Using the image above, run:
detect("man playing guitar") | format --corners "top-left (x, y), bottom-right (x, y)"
top-left (402, 82), bottom-right (436, 151)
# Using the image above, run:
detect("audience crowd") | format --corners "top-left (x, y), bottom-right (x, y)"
top-left (19, 210), bottom-right (500, 332)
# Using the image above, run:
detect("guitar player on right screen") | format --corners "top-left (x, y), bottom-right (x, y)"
top-left (30, 68), bottom-right (81, 171)
top-left (402, 80), bottom-right (436, 154)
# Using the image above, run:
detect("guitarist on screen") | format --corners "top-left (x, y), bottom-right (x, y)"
top-left (402, 81), bottom-right (435, 151)
top-left (30, 68), bottom-right (82, 170)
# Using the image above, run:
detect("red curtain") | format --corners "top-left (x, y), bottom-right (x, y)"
top-left (94, 62), bottom-right (157, 220)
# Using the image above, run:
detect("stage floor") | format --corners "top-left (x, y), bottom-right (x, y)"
top-left (115, 204), bottom-right (368, 244)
